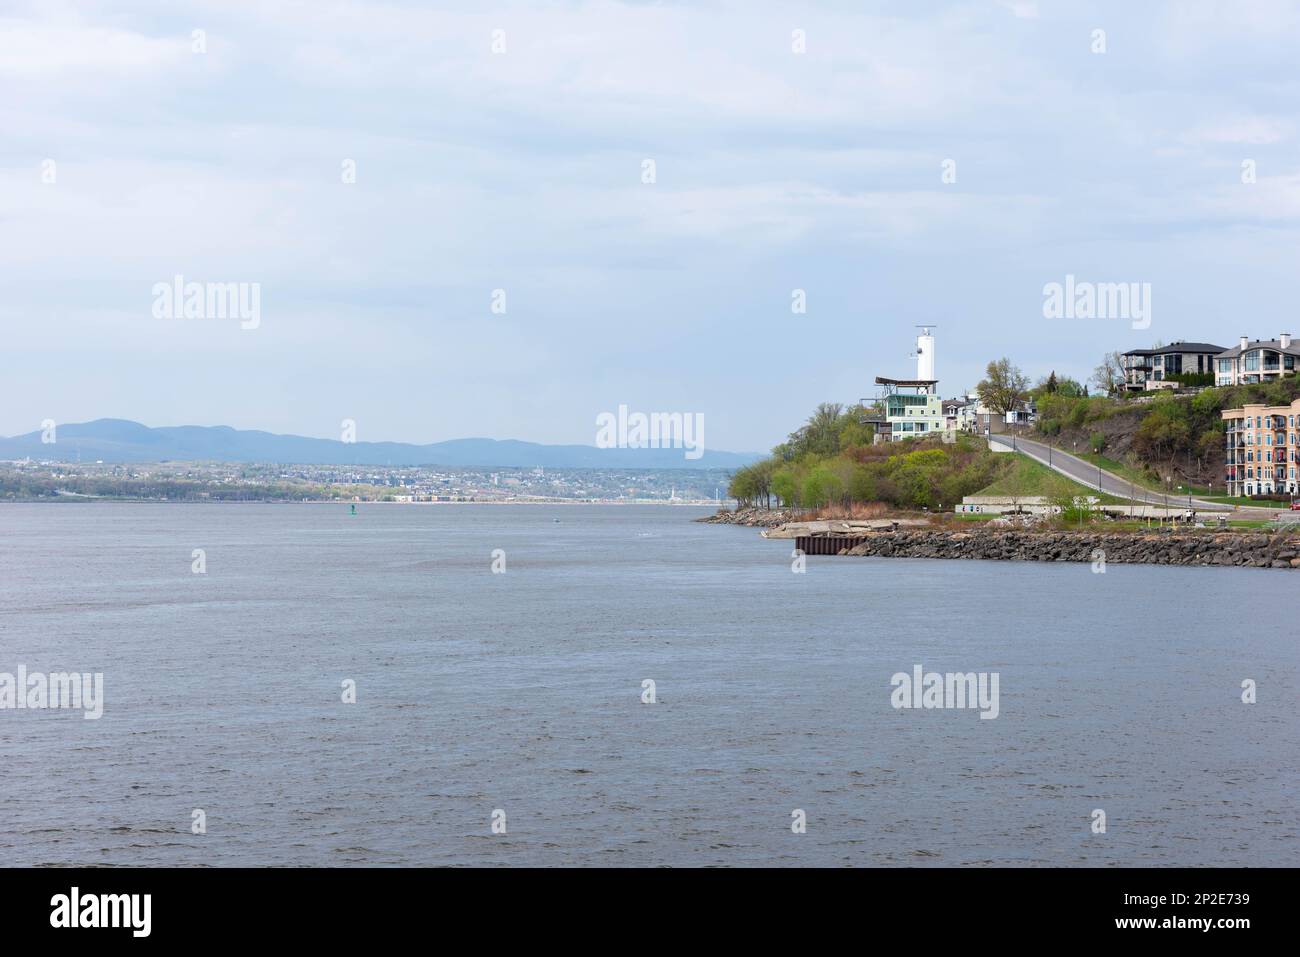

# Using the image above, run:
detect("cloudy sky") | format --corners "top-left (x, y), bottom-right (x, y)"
top-left (3, 0), bottom-right (1299, 452)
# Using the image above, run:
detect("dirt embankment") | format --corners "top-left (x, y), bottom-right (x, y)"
top-left (1034, 401), bottom-right (1221, 487)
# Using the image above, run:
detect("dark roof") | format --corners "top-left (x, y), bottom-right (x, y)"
top-left (875, 376), bottom-right (938, 386)
top-left (1216, 338), bottom-right (1300, 359)
top-left (1122, 341), bottom-right (1227, 357)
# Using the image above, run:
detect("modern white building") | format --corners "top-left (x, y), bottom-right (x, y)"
top-left (877, 377), bottom-right (944, 441)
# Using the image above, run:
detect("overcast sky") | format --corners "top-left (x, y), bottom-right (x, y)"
top-left (3, 0), bottom-right (1299, 452)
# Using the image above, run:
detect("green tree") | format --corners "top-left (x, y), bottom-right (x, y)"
top-left (976, 358), bottom-right (1029, 415)
top-left (727, 466), bottom-right (759, 507)
top-left (837, 414), bottom-right (874, 452)
top-left (771, 466), bottom-right (799, 508)
top-left (1091, 351), bottom-right (1125, 395)
top-left (1133, 400), bottom-right (1191, 468)
top-left (1055, 377), bottom-right (1086, 398)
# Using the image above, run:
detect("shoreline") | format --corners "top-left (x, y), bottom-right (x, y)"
top-left (702, 507), bottom-right (1300, 570)
top-left (832, 528), bottom-right (1300, 569)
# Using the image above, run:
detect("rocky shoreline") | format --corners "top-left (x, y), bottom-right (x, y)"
top-left (835, 529), bottom-right (1300, 569)
top-left (696, 506), bottom-right (791, 528)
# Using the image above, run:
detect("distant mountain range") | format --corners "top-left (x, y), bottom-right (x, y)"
top-left (0, 419), bottom-right (760, 470)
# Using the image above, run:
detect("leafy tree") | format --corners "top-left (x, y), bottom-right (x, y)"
top-left (837, 415), bottom-right (874, 452)
top-left (1055, 377), bottom-right (1086, 398)
top-left (976, 358), bottom-right (1029, 415)
top-left (1091, 351), bottom-right (1125, 395)
top-left (771, 467), bottom-right (799, 508)
top-left (752, 458), bottom-right (777, 507)
top-left (801, 466), bottom-right (829, 508)
top-left (1196, 429), bottom-right (1221, 472)
top-left (727, 465), bottom-right (759, 507)
top-left (1133, 399), bottom-right (1191, 468)
top-left (1052, 491), bottom-right (1095, 526)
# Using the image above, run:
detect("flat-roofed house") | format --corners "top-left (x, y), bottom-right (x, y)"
top-left (865, 377), bottom-right (944, 443)
top-left (1121, 341), bottom-right (1226, 391)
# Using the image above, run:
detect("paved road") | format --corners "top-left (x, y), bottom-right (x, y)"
top-left (986, 432), bottom-right (1233, 511)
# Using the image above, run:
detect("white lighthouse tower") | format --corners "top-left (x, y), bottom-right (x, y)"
top-left (915, 326), bottom-right (936, 381)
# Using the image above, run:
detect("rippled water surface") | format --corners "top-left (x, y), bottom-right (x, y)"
top-left (1, 503), bottom-right (1295, 866)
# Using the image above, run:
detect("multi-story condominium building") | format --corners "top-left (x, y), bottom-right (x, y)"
top-left (1213, 334), bottom-right (1300, 387)
top-left (1121, 341), bottom-right (1226, 391)
top-left (1221, 399), bottom-right (1300, 497)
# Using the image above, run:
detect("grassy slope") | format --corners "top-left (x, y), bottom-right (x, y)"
top-left (1074, 451), bottom-right (1157, 490)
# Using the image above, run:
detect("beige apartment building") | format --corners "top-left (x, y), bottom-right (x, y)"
top-left (1222, 399), bottom-right (1300, 498)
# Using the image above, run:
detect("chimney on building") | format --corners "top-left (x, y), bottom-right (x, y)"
top-left (1282, 333), bottom-right (1292, 349)
top-left (1240, 336), bottom-right (1249, 350)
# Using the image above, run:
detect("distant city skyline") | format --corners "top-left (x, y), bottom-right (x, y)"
top-left (4, 1), bottom-right (1299, 452)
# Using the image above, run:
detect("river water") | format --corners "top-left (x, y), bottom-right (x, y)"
top-left (1, 503), bottom-right (1294, 866)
